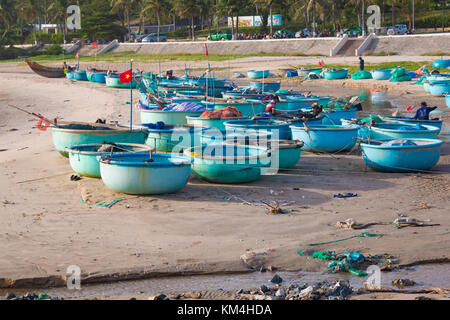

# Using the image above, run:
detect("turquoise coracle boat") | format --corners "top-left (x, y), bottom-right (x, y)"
top-left (361, 139), bottom-right (444, 172)
top-left (86, 70), bottom-right (107, 83)
top-left (99, 153), bottom-right (192, 194)
top-left (199, 128), bottom-right (272, 146)
top-left (230, 139), bottom-right (303, 170)
top-left (428, 81), bottom-right (450, 96)
top-left (186, 115), bottom-right (247, 130)
top-left (67, 143), bottom-right (153, 178)
top-left (290, 124), bottom-right (358, 152)
top-left (51, 122), bottom-right (148, 157)
top-left (143, 125), bottom-right (200, 153)
top-left (323, 68), bottom-right (348, 80)
top-left (247, 70), bottom-right (270, 79)
top-left (105, 74), bottom-right (139, 88)
top-left (371, 68), bottom-right (393, 80)
top-left (446, 95), bottom-right (450, 108)
top-left (207, 101), bottom-right (265, 118)
top-left (432, 59), bottom-right (450, 69)
top-left (184, 144), bottom-right (271, 183)
top-left (140, 109), bottom-right (203, 125)
top-left (66, 71), bottom-right (75, 79)
top-left (380, 116), bottom-right (442, 133)
top-left (73, 70), bottom-right (88, 81)
top-left (224, 119), bottom-right (291, 140)
top-left (249, 81), bottom-right (281, 92)
top-left (361, 123), bottom-right (440, 140)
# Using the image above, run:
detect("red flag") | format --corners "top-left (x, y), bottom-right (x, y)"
top-left (205, 43), bottom-right (208, 57)
top-left (405, 105), bottom-right (416, 112)
top-left (36, 118), bottom-right (51, 131)
top-left (92, 42), bottom-right (98, 48)
top-left (119, 69), bottom-right (132, 83)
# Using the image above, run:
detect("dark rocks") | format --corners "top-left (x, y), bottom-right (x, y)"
top-left (329, 280), bottom-right (353, 299)
top-left (270, 274), bottom-right (283, 284)
top-left (275, 289), bottom-right (286, 297)
top-left (259, 266), bottom-right (267, 273)
top-left (392, 278), bottom-right (415, 288)
top-left (155, 294), bottom-right (169, 300)
top-left (260, 285), bottom-right (269, 293)
top-left (5, 292), bottom-right (16, 300)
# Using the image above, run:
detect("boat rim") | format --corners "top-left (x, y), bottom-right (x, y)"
top-left (370, 123), bottom-right (440, 133)
top-left (51, 121), bottom-right (147, 134)
top-left (98, 152), bottom-right (192, 167)
top-left (289, 124), bottom-right (359, 131)
top-left (66, 143), bottom-right (154, 155)
top-left (360, 138), bottom-right (444, 149)
top-left (184, 145), bottom-right (271, 161)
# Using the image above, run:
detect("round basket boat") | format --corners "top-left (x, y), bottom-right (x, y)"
top-left (290, 124), bottom-right (358, 152)
top-left (86, 71), bottom-right (107, 83)
top-left (186, 115), bottom-right (247, 130)
top-left (67, 143), bottom-right (154, 178)
top-left (361, 138), bottom-right (444, 172)
top-left (51, 122), bottom-right (148, 157)
top-left (362, 123), bottom-right (440, 140)
top-left (99, 153), bottom-right (192, 194)
top-left (140, 109), bottom-right (204, 125)
top-left (247, 70), bottom-right (270, 79)
top-left (199, 128), bottom-right (272, 146)
top-left (380, 116), bottom-right (442, 133)
top-left (142, 124), bottom-right (201, 153)
top-left (73, 70), bottom-right (88, 81)
top-left (428, 81), bottom-right (450, 97)
top-left (323, 68), bottom-right (348, 80)
top-left (224, 119), bottom-right (291, 140)
top-left (371, 68), bottom-right (393, 80)
top-left (184, 144), bottom-right (271, 184)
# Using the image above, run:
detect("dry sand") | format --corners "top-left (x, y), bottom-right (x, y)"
top-left (0, 58), bottom-right (449, 296)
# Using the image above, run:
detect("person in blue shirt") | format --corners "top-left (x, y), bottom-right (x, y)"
top-left (414, 102), bottom-right (437, 120)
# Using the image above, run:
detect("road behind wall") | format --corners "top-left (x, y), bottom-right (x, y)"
top-left (111, 33), bottom-right (450, 57)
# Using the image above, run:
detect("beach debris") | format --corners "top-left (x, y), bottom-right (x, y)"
top-left (335, 218), bottom-right (386, 230)
top-left (299, 232), bottom-right (386, 247)
top-left (267, 265), bottom-right (277, 272)
top-left (261, 200), bottom-right (286, 215)
top-left (260, 285), bottom-right (269, 293)
top-left (70, 174), bottom-right (81, 181)
top-left (240, 249), bottom-right (268, 264)
top-left (270, 274), bottom-right (283, 284)
top-left (5, 292), bottom-right (58, 300)
top-left (2, 200), bottom-right (14, 205)
top-left (259, 266), bottom-right (267, 273)
top-left (392, 217), bottom-right (439, 228)
top-left (392, 279), bottom-right (416, 288)
top-left (5, 292), bottom-right (16, 300)
top-left (269, 189), bottom-right (283, 196)
top-left (275, 289), bottom-right (286, 297)
top-left (232, 72), bottom-right (245, 78)
top-left (333, 193), bottom-right (358, 198)
top-left (150, 294), bottom-right (169, 300)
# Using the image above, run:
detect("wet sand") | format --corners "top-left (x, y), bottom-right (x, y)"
top-left (0, 59), bottom-right (449, 297)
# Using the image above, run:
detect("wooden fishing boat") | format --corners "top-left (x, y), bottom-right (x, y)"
top-left (25, 59), bottom-right (65, 78)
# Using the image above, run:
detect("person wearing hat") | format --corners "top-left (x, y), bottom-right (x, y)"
top-left (413, 102), bottom-right (437, 120)
top-left (359, 56), bottom-right (365, 71)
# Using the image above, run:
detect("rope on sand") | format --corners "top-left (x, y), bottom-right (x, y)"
top-left (298, 232), bottom-right (387, 247)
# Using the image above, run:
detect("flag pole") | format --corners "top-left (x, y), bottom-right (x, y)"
top-left (130, 59), bottom-right (133, 131)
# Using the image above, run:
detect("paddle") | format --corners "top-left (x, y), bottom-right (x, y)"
top-left (7, 104), bottom-right (60, 130)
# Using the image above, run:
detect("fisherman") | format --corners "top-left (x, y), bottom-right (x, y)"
top-left (298, 103), bottom-right (324, 121)
top-left (265, 95), bottom-right (280, 115)
top-left (413, 102), bottom-right (437, 120)
top-left (359, 56), bottom-right (365, 71)
top-left (166, 70), bottom-right (174, 80)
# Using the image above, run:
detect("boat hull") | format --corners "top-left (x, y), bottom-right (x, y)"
top-left (361, 139), bottom-right (444, 172)
top-left (224, 119), bottom-right (291, 140)
top-left (140, 110), bottom-right (203, 125)
top-left (290, 124), bottom-right (358, 152)
top-left (51, 124), bottom-right (148, 157)
top-left (371, 68), bottom-right (393, 80)
top-left (323, 69), bottom-right (348, 80)
top-left (99, 153), bottom-right (192, 194)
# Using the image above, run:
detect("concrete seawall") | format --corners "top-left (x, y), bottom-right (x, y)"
top-left (112, 38), bottom-right (340, 56)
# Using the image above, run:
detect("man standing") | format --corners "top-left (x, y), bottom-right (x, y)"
top-left (359, 56), bottom-right (365, 71)
top-left (414, 102), bottom-right (437, 120)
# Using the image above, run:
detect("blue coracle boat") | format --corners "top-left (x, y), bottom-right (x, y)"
top-left (428, 81), bottom-right (450, 97)
top-left (290, 124), bottom-right (358, 152)
top-left (360, 139), bottom-right (444, 172)
top-left (99, 153), bottom-right (192, 194)
top-left (185, 144), bottom-right (271, 184)
top-left (51, 122), bottom-right (148, 157)
top-left (73, 70), bottom-right (88, 81)
top-left (247, 70), bottom-right (270, 79)
top-left (67, 143), bottom-right (153, 178)
top-left (371, 68), bottom-right (393, 80)
top-left (224, 119), bottom-right (291, 140)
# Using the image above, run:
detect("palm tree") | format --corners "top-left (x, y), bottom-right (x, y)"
top-left (142, 0), bottom-right (168, 41)
top-left (110, 0), bottom-right (136, 40)
top-left (174, 0), bottom-right (201, 40)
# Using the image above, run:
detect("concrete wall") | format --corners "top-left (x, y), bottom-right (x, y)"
top-left (367, 33), bottom-right (450, 55)
top-left (112, 38), bottom-right (340, 56)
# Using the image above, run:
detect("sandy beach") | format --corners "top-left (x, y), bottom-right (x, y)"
top-left (0, 57), bottom-right (449, 298)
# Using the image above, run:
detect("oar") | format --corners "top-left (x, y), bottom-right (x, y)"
top-left (7, 104), bottom-right (60, 127)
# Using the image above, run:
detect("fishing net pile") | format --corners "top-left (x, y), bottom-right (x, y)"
top-left (351, 70), bottom-right (372, 80)
top-left (200, 107), bottom-right (243, 119)
top-left (162, 102), bottom-right (206, 112)
top-left (390, 67), bottom-right (412, 82)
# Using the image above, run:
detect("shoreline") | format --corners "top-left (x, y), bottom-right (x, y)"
top-left (0, 57), bottom-right (448, 297)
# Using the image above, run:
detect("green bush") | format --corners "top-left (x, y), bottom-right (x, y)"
top-left (0, 46), bottom-right (28, 60)
top-left (44, 44), bottom-right (64, 55)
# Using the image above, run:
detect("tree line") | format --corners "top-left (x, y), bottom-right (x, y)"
top-left (0, 0), bottom-right (448, 44)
